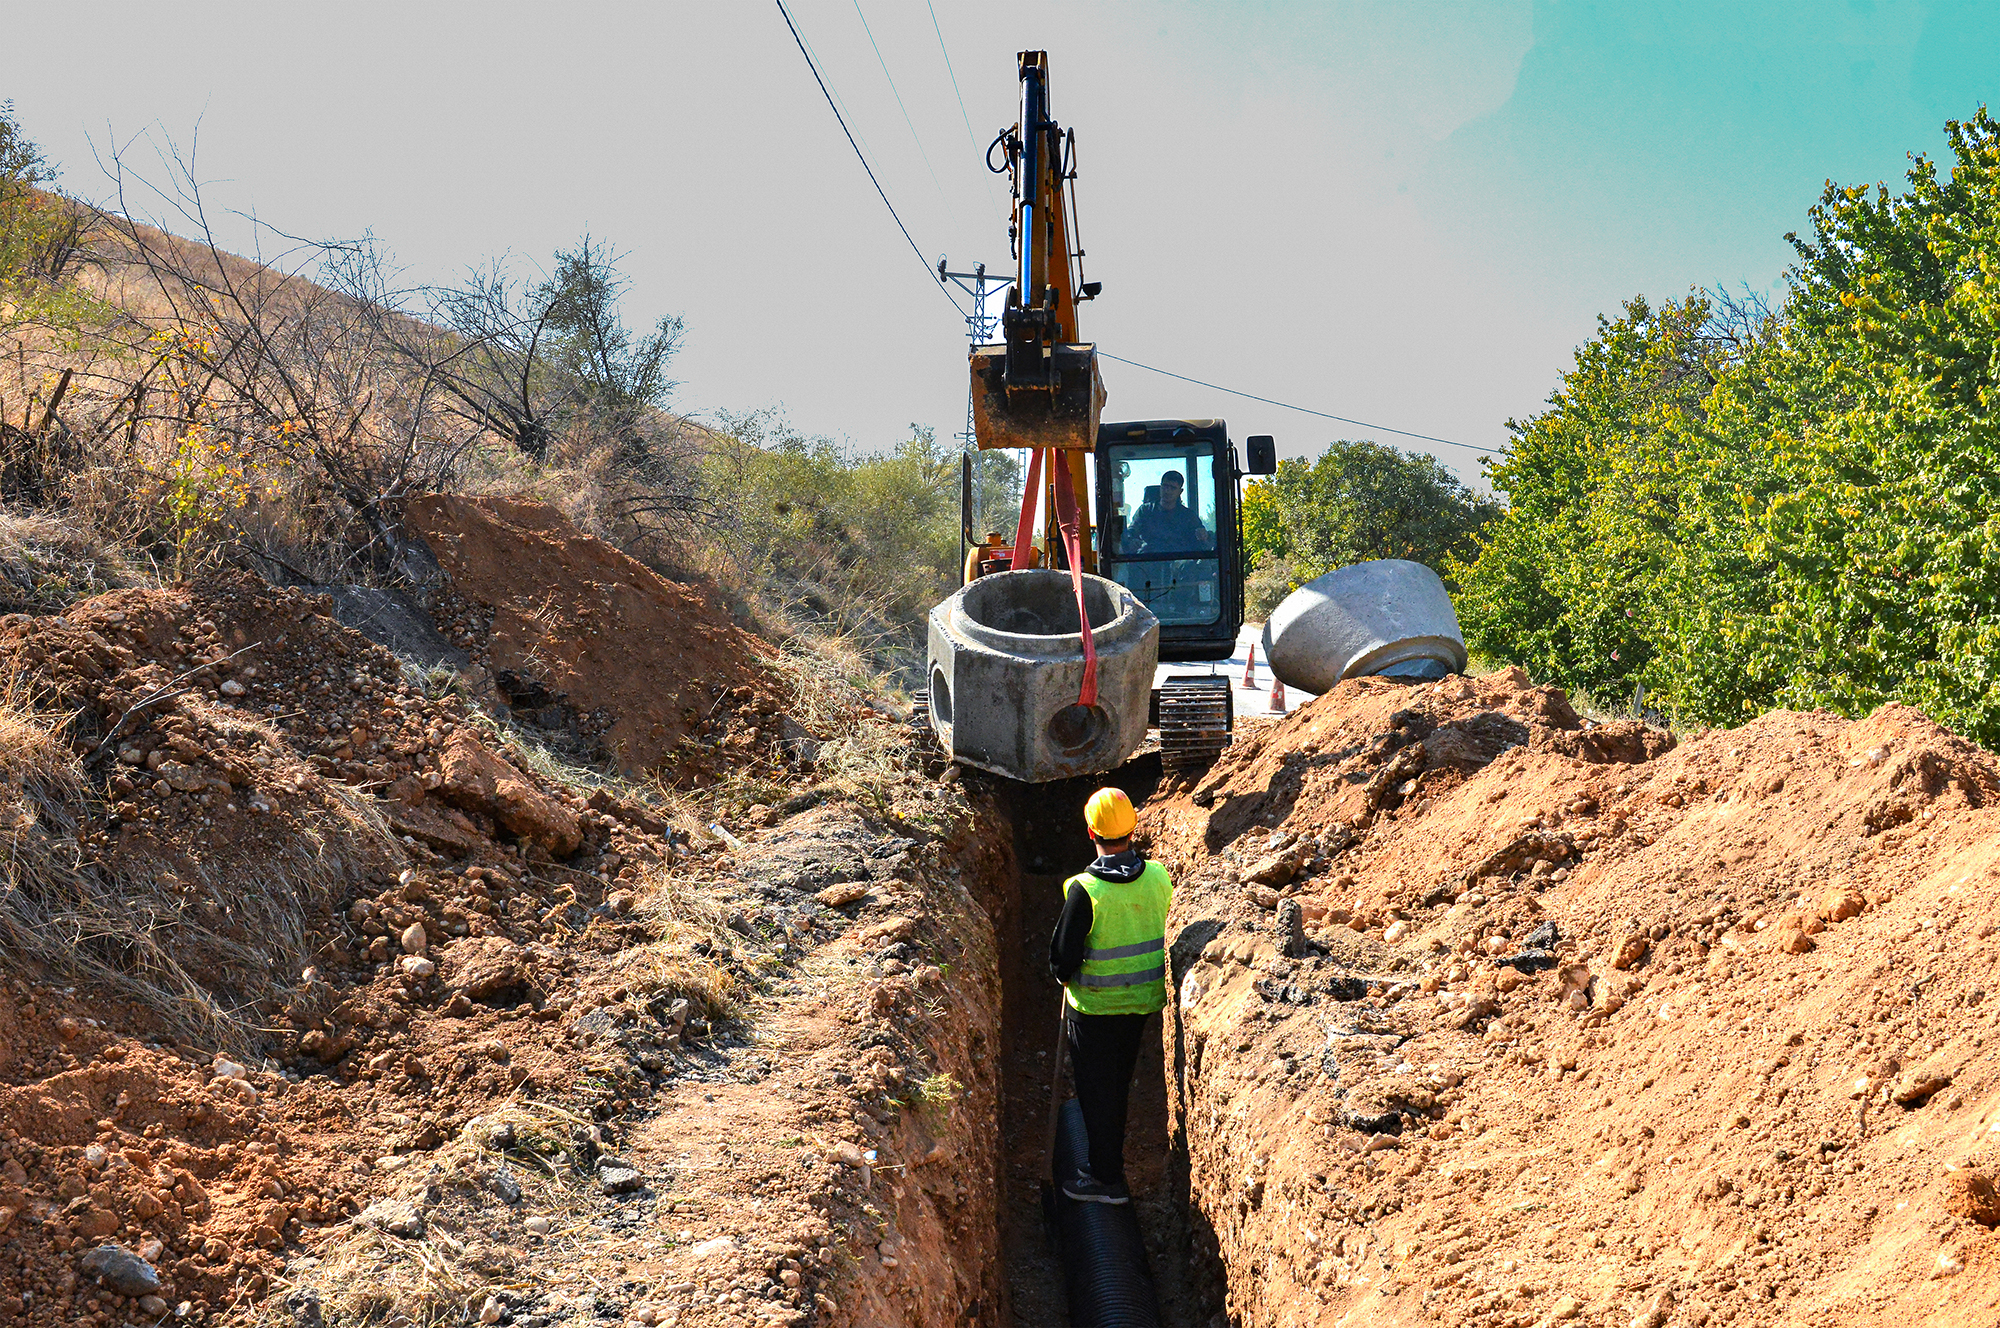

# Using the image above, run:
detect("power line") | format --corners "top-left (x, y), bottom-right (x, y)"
top-left (848, 0), bottom-right (958, 228)
top-left (773, 0), bottom-right (963, 315)
top-left (926, 0), bottom-right (980, 152)
top-left (790, 8), bottom-right (880, 170)
top-left (1098, 352), bottom-right (1503, 456)
top-left (924, 0), bottom-right (1003, 221)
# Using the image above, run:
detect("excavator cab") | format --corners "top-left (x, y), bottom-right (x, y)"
top-left (1095, 420), bottom-right (1275, 663)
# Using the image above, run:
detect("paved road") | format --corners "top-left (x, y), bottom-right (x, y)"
top-left (1153, 621), bottom-right (1316, 720)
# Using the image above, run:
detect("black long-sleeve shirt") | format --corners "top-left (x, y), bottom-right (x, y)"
top-left (1049, 849), bottom-right (1148, 984)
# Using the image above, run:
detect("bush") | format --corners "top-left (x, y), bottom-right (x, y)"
top-left (1243, 548), bottom-right (1299, 622)
top-left (693, 413), bottom-right (1018, 688)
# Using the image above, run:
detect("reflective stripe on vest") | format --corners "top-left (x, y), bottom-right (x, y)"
top-left (1061, 860), bottom-right (1173, 1015)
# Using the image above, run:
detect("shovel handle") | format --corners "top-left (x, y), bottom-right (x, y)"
top-left (1042, 999), bottom-right (1071, 1182)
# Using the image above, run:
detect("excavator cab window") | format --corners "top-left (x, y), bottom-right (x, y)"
top-left (1100, 438), bottom-right (1222, 627)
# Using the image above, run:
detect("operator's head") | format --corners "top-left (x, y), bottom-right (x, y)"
top-left (1160, 471), bottom-right (1185, 506)
top-left (1084, 786), bottom-right (1136, 850)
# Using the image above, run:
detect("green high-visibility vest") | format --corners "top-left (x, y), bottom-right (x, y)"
top-left (1061, 861), bottom-right (1173, 1015)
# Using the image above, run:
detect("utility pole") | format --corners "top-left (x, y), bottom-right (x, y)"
top-left (938, 259), bottom-right (1012, 446)
top-left (938, 259), bottom-right (1016, 534)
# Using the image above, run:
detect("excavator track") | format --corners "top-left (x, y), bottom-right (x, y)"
top-left (1157, 676), bottom-right (1233, 772)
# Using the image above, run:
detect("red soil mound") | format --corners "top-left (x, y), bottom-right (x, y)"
top-left (0, 569), bottom-right (686, 1321)
top-left (1145, 667), bottom-right (2000, 1327)
top-left (406, 495), bottom-right (782, 780)
top-left (0, 548), bottom-right (994, 1328)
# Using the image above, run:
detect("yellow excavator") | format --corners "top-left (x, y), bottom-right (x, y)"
top-left (950, 51), bottom-right (1277, 768)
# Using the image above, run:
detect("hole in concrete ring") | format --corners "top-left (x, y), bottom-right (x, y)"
top-left (929, 667), bottom-right (953, 725)
top-left (960, 570), bottom-right (1119, 636)
top-left (1046, 703), bottom-right (1108, 754)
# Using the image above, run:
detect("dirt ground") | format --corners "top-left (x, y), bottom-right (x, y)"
top-left (1142, 667), bottom-right (2000, 1327)
top-left (0, 502), bottom-right (1013, 1328)
top-left (9, 489), bottom-right (2000, 1328)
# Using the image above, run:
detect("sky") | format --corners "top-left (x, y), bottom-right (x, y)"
top-left (8, 1), bottom-right (2000, 488)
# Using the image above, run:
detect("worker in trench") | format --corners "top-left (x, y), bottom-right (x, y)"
top-left (1048, 787), bottom-right (1173, 1205)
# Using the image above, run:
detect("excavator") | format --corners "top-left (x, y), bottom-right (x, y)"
top-left (930, 51), bottom-right (1277, 770)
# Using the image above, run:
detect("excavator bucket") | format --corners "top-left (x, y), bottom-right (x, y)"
top-left (970, 341), bottom-right (1106, 452)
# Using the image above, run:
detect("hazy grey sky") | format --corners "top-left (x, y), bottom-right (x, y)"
top-left (10, 2), bottom-right (1998, 485)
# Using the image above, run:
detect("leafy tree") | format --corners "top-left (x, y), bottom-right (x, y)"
top-left (1263, 440), bottom-right (1499, 586)
top-left (1733, 107), bottom-right (2000, 739)
top-left (1455, 107), bottom-right (2000, 745)
top-left (1232, 443), bottom-right (1498, 617)
top-left (1239, 477), bottom-right (1284, 563)
top-left (0, 101), bottom-right (99, 335)
top-left (1449, 293), bottom-right (1758, 701)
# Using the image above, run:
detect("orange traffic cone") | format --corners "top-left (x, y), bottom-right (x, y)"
top-left (1269, 674), bottom-right (1287, 714)
top-left (1242, 644), bottom-right (1260, 690)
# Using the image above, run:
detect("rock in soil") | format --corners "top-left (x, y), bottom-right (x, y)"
top-left (79, 1244), bottom-right (161, 1296)
top-left (356, 1199), bottom-right (424, 1238)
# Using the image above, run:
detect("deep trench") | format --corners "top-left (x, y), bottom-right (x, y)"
top-left (981, 755), bottom-right (1228, 1328)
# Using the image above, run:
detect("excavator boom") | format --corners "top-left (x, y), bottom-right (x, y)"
top-left (971, 52), bottom-right (1105, 457)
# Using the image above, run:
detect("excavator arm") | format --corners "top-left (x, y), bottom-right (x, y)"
top-left (972, 51), bottom-right (1104, 572)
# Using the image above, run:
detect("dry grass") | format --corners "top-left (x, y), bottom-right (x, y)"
top-left (0, 691), bottom-right (398, 1049)
top-left (462, 704), bottom-right (657, 807)
top-left (608, 938), bottom-right (741, 1022)
top-left (0, 508), bottom-right (147, 612)
top-left (613, 858), bottom-right (743, 1020)
top-left (276, 1100), bottom-right (598, 1327)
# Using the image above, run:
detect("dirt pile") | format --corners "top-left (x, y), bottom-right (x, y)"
top-left (0, 566), bottom-right (699, 1321)
top-left (406, 495), bottom-right (787, 782)
top-left (1143, 668), bottom-right (2000, 1327)
top-left (0, 513), bottom-right (1007, 1326)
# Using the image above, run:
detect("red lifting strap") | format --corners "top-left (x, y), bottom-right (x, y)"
top-left (1010, 446), bottom-right (1044, 573)
top-left (1051, 451), bottom-right (1099, 708)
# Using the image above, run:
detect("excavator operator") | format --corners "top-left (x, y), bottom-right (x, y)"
top-left (1126, 470), bottom-right (1214, 554)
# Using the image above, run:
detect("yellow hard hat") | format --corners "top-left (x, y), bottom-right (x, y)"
top-left (1084, 787), bottom-right (1136, 840)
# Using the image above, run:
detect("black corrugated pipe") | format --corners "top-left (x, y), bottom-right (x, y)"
top-left (1050, 1098), bottom-right (1163, 1326)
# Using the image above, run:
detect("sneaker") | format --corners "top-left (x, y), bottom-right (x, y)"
top-left (1062, 1168), bottom-right (1131, 1205)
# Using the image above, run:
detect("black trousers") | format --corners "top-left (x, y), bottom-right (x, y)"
top-left (1065, 1009), bottom-right (1152, 1185)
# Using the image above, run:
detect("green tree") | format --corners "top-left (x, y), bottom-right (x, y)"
top-left (1240, 476), bottom-right (1285, 563)
top-left (0, 101), bottom-right (98, 335)
top-left (1271, 440), bottom-right (1500, 586)
top-left (1449, 292), bottom-right (1765, 704)
top-left (1236, 442), bottom-right (1498, 619)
